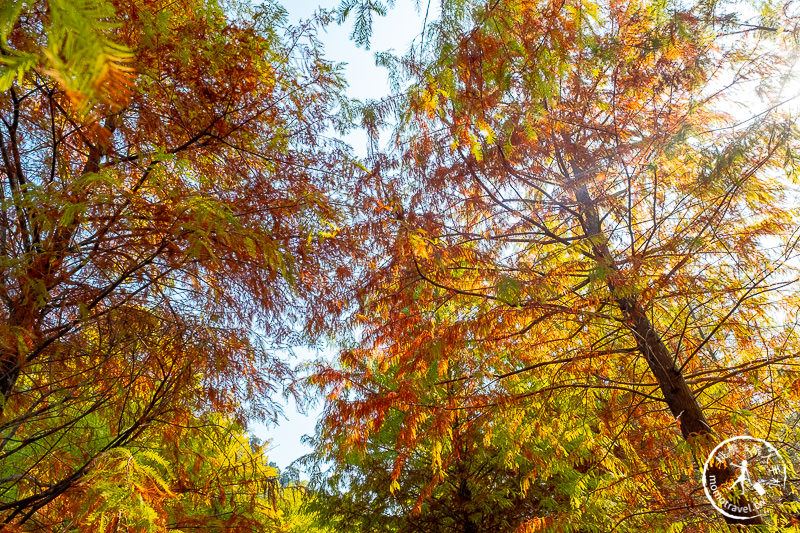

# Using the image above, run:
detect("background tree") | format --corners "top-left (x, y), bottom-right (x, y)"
top-left (308, 341), bottom-right (652, 532)
top-left (0, 0), bottom-right (358, 526)
top-left (30, 414), bottom-right (285, 531)
top-left (316, 0), bottom-right (800, 529)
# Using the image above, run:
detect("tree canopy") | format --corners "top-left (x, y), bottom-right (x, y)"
top-left (0, 0), bottom-right (356, 528)
top-left (2, 0), bottom-right (800, 531)
top-left (313, 0), bottom-right (800, 530)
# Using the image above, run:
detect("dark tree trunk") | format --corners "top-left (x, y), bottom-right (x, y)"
top-left (574, 181), bottom-right (711, 439)
top-left (620, 297), bottom-right (711, 439)
top-left (573, 178), bottom-right (763, 525)
top-left (457, 478), bottom-right (479, 533)
top-left (0, 357), bottom-right (19, 411)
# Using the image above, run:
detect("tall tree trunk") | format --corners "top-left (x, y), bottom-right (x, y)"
top-left (618, 298), bottom-right (712, 439)
top-left (573, 173), bottom-right (763, 525)
top-left (573, 181), bottom-right (711, 439)
top-left (456, 478), bottom-right (478, 533)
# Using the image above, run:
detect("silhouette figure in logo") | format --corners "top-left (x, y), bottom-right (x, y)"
top-left (730, 459), bottom-right (766, 496)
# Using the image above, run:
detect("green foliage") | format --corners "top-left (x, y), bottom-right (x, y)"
top-left (0, 0), bottom-right (27, 42)
top-left (58, 415), bottom-right (291, 532)
top-left (307, 354), bottom-right (664, 532)
top-left (78, 449), bottom-right (172, 532)
top-left (278, 486), bottom-right (336, 533)
top-left (44, 0), bottom-right (133, 103)
top-left (335, 0), bottom-right (396, 48)
top-left (0, 0), bottom-right (133, 105)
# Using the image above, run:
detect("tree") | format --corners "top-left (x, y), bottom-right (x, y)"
top-left (0, 0), bottom-right (356, 526)
top-left (317, 0), bottom-right (800, 529)
top-left (309, 348), bottom-right (649, 532)
top-left (33, 414), bottom-right (286, 532)
top-left (277, 482), bottom-right (336, 533)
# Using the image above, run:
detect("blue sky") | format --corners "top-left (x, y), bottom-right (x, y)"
top-left (252, 0), bottom-right (427, 472)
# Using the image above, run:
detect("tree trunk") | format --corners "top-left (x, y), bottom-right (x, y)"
top-left (0, 357), bottom-right (19, 412)
top-left (620, 297), bottom-right (712, 439)
top-left (571, 176), bottom-right (764, 525)
top-left (574, 181), bottom-right (711, 439)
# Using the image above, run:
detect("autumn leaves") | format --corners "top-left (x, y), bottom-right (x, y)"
top-left (315, 0), bottom-right (800, 530)
top-left (1, 0), bottom-right (800, 530)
